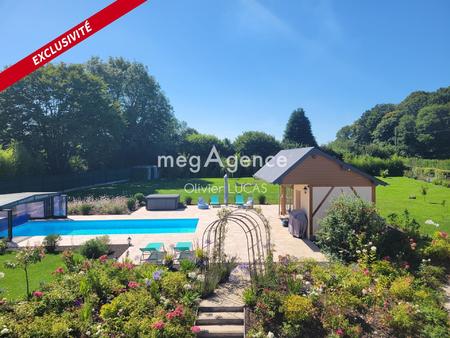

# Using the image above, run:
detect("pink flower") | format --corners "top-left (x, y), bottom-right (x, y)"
top-left (191, 326), bottom-right (201, 333)
top-left (54, 267), bottom-right (64, 274)
top-left (127, 281), bottom-right (139, 289)
top-left (335, 328), bottom-right (344, 336)
top-left (166, 305), bottom-right (184, 320)
top-left (33, 291), bottom-right (43, 298)
top-left (363, 268), bottom-right (370, 276)
top-left (402, 262), bottom-right (410, 270)
top-left (98, 255), bottom-right (108, 263)
top-left (152, 321), bottom-right (165, 330)
top-left (383, 256), bottom-right (391, 261)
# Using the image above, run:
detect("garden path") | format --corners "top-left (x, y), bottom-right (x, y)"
top-left (196, 266), bottom-right (249, 337)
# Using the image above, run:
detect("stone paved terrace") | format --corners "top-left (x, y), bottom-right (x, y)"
top-left (13, 205), bottom-right (326, 263)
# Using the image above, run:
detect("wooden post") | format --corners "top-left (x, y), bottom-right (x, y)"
top-left (372, 185), bottom-right (376, 204)
top-left (280, 185), bottom-right (287, 215)
top-left (308, 186), bottom-right (313, 239)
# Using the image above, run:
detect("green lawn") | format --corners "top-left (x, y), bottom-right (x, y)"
top-left (70, 176), bottom-right (449, 235)
top-left (69, 177), bottom-right (280, 204)
top-left (377, 177), bottom-right (450, 234)
top-left (0, 252), bottom-right (64, 300)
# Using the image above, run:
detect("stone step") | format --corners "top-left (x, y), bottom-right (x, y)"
top-left (198, 305), bottom-right (244, 312)
top-left (196, 311), bottom-right (244, 325)
top-left (197, 325), bottom-right (244, 338)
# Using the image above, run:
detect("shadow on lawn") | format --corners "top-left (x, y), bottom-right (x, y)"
top-left (70, 178), bottom-right (219, 199)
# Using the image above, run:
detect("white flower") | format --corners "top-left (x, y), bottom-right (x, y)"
top-left (425, 219), bottom-right (439, 227)
top-left (370, 246), bottom-right (377, 252)
top-left (0, 272), bottom-right (4, 279)
top-left (188, 272), bottom-right (197, 279)
top-left (0, 327), bottom-right (9, 335)
top-left (362, 249), bottom-right (367, 253)
top-left (356, 250), bottom-right (361, 254)
top-left (196, 274), bottom-right (205, 282)
top-left (183, 283), bottom-right (192, 290)
top-left (267, 332), bottom-right (275, 338)
top-left (368, 241), bottom-right (373, 246)
top-left (304, 281), bottom-right (311, 286)
top-left (295, 274), bottom-right (304, 280)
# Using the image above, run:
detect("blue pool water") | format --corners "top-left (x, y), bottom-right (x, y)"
top-left (2, 218), bottom-right (198, 237)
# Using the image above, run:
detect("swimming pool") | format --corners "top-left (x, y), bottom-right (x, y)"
top-left (2, 218), bottom-right (198, 237)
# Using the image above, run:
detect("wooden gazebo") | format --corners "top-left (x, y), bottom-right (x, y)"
top-left (254, 147), bottom-right (385, 239)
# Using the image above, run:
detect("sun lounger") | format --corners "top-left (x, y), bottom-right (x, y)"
top-left (210, 195), bottom-right (220, 207)
top-left (140, 242), bottom-right (165, 261)
top-left (146, 251), bottom-right (166, 265)
top-left (235, 194), bottom-right (244, 207)
top-left (177, 250), bottom-right (196, 263)
top-left (198, 197), bottom-right (209, 209)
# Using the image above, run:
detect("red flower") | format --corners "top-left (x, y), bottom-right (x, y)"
top-left (402, 262), bottom-right (410, 270)
top-left (152, 321), bottom-right (165, 330)
top-left (127, 281), bottom-right (139, 289)
top-left (54, 267), bottom-right (64, 274)
top-left (363, 268), bottom-right (370, 276)
top-left (33, 291), bottom-right (43, 298)
top-left (336, 328), bottom-right (344, 336)
top-left (98, 255), bottom-right (108, 263)
top-left (438, 231), bottom-right (448, 239)
top-left (383, 256), bottom-right (391, 261)
top-left (191, 326), bottom-right (201, 333)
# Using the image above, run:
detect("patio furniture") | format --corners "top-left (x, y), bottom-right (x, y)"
top-left (177, 250), bottom-right (196, 263)
top-left (235, 194), bottom-right (244, 207)
top-left (174, 241), bottom-right (193, 251)
top-left (210, 195), bottom-right (220, 207)
top-left (174, 241), bottom-right (195, 264)
top-left (140, 242), bottom-right (165, 261)
top-left (145, 194), bottom-right (180, 210)
top-left (198, 197), bottom-right (209, 209)
top-left (146, 251), bottom-right (166, 265)
top-left (244, 196), bottom-right (254, 209)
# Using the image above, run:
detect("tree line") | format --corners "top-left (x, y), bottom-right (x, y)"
top-left (328, 87), bottom-right (450, 159)
top-left (0, 57), bottom-right (317, 178)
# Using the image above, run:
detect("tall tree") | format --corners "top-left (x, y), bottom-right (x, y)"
top-left (86, 57), bottom-right (178, 166)
top-left (283, 108), bottom-right (318, 147)
top-left (0, 63), bottom-right (123, 174)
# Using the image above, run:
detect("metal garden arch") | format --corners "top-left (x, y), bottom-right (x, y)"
top-left (201, 208), bottom-right (271, 281)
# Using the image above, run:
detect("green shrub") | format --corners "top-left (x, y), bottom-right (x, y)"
top-left (388, 303), bottom-right (416, 335)
top-left (423, 231), bottom-right (450, 269)
top-left (389, 276), bottom-right (413, 300)
top-left (42, 234), bottom-right (61, 253)
top-left (0, 239), bottom-right (7, 255)
top-left (257, 194), bottom-right (266, 205)
top-left (345, 155), bottom-right (405, 176)
top-left (79, 236), bottom-right (109, 259)
top-left (80, 203), bottom-right (93, 215)
top-left (282, 295), bottom-right (315, 324)
top-left (184, 196), bottom-right (193, 205)
top-left (126, 197), bottom-right (137, 211)
top-left (133, 192), bottom-right (146, 206)
top-left (161, 272), bottom-right (188, 299)
top-left (316, 196), bottom-right (387, 262)
top-left (243, 287), bottom-right (257, 307)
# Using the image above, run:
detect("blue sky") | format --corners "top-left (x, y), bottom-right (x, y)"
top-left (1, 0), bottom-right (450, 144)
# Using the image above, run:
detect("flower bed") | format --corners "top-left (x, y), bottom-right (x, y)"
top-left (0, 250), bottom-right (205, 337)
top-left (245, 255), bottom-right (449, 337)
top-left (68, 196), bottom-right (132, 215)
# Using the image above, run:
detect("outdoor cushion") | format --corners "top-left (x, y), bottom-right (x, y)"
top-left (140, 242), bottom-right (164, 252)
top-left (175, 241), bottom-right (192, 251)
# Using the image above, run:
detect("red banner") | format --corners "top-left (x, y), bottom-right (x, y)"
top-left (0, 0), bottom-right (147, 92)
